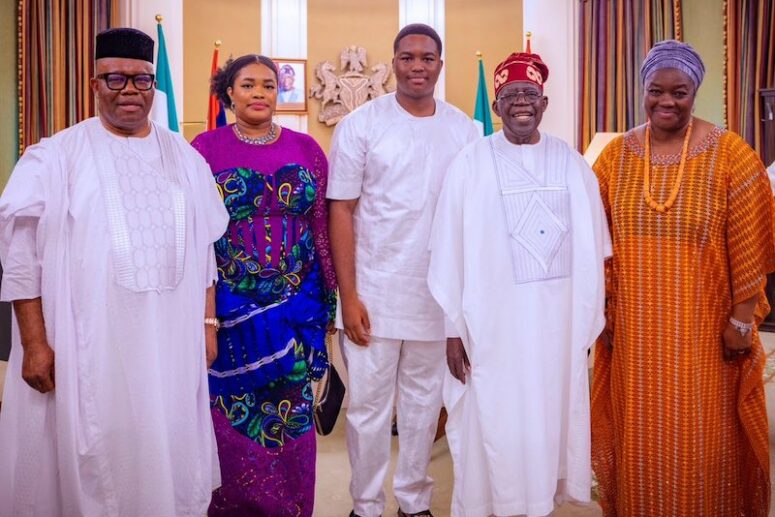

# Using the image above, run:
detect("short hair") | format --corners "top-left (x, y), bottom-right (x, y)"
top-left (211, 54), bottom-right (279, 107)
top-left (393, 23), bottom-right (442, 55)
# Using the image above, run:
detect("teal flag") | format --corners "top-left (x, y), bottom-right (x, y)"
top-left (473, 57), bottom-right (493, 136)
top-left (154, 21), bottom-right (179, 131)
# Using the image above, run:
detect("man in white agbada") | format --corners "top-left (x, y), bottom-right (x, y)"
top-left (428, 52), bottom-right (611, 517)
top-left (767, 161), bottom-right (775, 193)
top-left (0, 28), bottom-right (228, 516)
top-left (327, 24), bottom-right (478, 517)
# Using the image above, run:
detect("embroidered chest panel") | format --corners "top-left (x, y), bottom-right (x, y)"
top-left (490, 139), bottom-right (572, 284)
top-left (99, 139), bottom-right (186, 293)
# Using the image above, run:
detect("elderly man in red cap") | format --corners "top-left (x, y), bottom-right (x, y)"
top-left (0, 28), bottom-right (227, 516)
top-left (427, 52), bottom-right (611, 517)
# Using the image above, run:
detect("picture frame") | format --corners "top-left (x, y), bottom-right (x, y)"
top-left (273, 58), bottom-right (307, 113)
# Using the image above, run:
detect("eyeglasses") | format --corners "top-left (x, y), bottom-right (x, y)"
top-left (96, 73), bottom-right (155, 91)
top-left (497, 90), bottom-right (542, 103)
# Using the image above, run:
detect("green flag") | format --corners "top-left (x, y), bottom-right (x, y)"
top-left (153, 19), bottom-right (179, 131)
top-left (473, 56), bottom-right (493, 136)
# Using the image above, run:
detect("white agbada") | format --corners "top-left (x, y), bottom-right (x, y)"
top-left (0, 118), bottom-right (228, 517)
top-left (428, 131), bottom-right (611, 517)
top-left (327, 92), bottom-right (479, 340)
top-left (767, 161), bottom-right (775, 193)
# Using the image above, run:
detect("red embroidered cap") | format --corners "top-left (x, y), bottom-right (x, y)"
top-left (493, 52), bottom-right (549, 97)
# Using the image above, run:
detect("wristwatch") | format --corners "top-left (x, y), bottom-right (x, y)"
top-left (204, 317), bottom-right (221, 331)
top-left (728, 316), bottom-right (753, 337)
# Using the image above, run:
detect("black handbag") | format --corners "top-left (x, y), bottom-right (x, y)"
top-left (313, 334), bottom-right (346, 435)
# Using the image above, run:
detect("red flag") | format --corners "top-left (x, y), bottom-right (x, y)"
top-left (525, 31), bottom-right (532, 54)
top-left (207, 42), bottom-right (226, 130)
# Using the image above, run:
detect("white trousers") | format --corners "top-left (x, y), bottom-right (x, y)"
top-left (341, 334), bottom-right (446, 517)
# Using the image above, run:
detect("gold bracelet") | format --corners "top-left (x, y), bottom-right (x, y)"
top-left (204, 317), bottom-right (221, 331)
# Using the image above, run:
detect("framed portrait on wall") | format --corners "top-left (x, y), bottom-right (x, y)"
top-left (274, 58), bottom-right (307, 113)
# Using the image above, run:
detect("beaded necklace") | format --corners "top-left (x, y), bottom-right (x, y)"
top-left (233, 122), bottom-right (277, 145)
top-left (643, 118), bottom-right (693, 213)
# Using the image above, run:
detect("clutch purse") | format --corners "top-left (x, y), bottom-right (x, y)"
top-left (313, 333), bottom-right (346, 436)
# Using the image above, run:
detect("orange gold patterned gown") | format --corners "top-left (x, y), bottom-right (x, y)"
top-left (591, 127), bottom-right (775, 517)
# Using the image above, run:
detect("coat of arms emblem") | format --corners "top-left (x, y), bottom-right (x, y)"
top-left (309, 46), bottom-right (393, 126)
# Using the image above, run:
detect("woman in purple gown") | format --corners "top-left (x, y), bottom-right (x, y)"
top-left (192, 54), bottom-right (336, 517)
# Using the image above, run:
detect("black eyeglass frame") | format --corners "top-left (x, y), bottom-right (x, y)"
top-left (96, 73), bottom-right (156, 91)
top-left (496, 90), bottom-right (544, 104)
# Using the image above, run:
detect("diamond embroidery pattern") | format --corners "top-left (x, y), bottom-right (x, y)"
top-left (512, 194), bottom-right (568, 273)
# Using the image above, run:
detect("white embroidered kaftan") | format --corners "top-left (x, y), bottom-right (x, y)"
top-left (0, 118), bottom-right (228, 516)
top-left (428, 131), bottom-right (611, 517)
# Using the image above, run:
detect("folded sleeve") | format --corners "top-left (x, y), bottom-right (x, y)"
top-left (0, 144), bottom-right (52, 302)
top-left (326, 114), bottom-right (367, 200)
top-left (444, 316), bottom-right (460, 339)
top-left (1, 217), bottom-right (41, 301)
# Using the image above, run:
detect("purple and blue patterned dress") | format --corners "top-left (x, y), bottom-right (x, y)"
top-left (192, 125), bottom-right (337, 516)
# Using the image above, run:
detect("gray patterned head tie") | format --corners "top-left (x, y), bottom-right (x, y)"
top-left (640, 39), bottom-right (705, 90)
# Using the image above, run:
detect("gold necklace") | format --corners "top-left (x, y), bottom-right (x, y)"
top-left (643, 118), bottom-right (693, 213)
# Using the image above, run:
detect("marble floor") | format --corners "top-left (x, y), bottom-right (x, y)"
top-left (314, 332), bottom-right (775, 517)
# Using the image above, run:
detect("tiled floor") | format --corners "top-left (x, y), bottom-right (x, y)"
top-left (315, 333), bottom-right (775, 517)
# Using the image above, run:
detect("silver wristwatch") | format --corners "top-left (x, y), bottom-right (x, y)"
top-left (728, 316), bottom-right (753, 337)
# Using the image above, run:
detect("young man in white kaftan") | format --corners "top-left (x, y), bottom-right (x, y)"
top-left (0, 28), bottom-right (228, 517)
top-left (327, 24), bottom-right (479, 517)
top-left (428, 52), bottom-right (611, 517)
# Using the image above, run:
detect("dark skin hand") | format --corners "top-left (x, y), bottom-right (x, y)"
top-left (446, 337), bottom-right (470, 384)
top-left (721, 324), bottom-right (752, 361)
top-left (14, 297), bottom-right (55, 393)
top-left (721, 294), bottom-right (757, 361)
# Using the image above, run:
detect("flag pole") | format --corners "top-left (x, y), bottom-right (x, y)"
top-left (473, 50), bottom-right (493, 136)
top-left (151, 13), bottom-right (179, 131)
top-left (525, 31), bottom-right (532, 53)
top-left (208, 39), bottom-right (226, 131)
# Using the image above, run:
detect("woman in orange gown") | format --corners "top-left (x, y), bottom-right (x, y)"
top-left (591, 40), bottom-right (775, 516)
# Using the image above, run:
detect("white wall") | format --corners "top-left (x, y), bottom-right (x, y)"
top-left (523, 0), bottom-right (579, 148)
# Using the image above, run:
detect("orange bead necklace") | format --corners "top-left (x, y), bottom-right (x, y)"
top-left (643, 118), bottom-right (693, 213)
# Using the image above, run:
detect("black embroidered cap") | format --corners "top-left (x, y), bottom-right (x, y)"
top-left (95, 28), bottom-right (154, 63)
